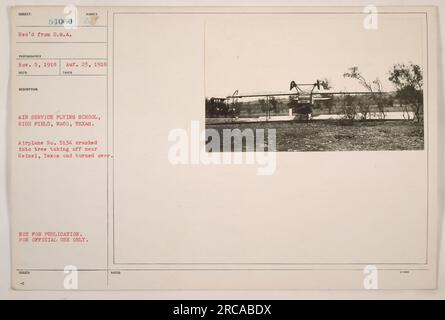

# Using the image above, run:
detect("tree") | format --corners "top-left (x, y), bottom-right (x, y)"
top-left (258, 98), bottom-right (268, 114)
top-left (343, 67), bottom-right (373, 92)
top-left (324, 98), bottom-right (334, 114)
top-left (356, 95), bottom-right (372, 120)
top-left (340, 94), bottom-right (357, 123)
top-left (270, 97), bottom-right (278, 114)
top-left (319, 78), bottom-right (332, 90)
top-left (205, 98), bottom-right (213, 118)
top-left (343, 67), bottom-right (385, 119)
top-left (388, 63), bottom-right (423, 122)
top-left (372, 78), bottom-right (386, 119)
top-left (231, 100), bottom-right (242, 118)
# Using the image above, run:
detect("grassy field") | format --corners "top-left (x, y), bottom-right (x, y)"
top-left (206, 120), bottom-right (424, 152)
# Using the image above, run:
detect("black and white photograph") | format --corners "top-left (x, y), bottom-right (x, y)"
top-left (205, 12), bottom-right (426, 152)
top-left (2, 3), bottom-right (443, 298)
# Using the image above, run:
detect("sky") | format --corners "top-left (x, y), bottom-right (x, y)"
top-left (205, 13), bottom-right (425, 97)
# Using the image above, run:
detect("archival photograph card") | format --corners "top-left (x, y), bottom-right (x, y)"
top-left (8, 6), bottom-right (439, 290)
